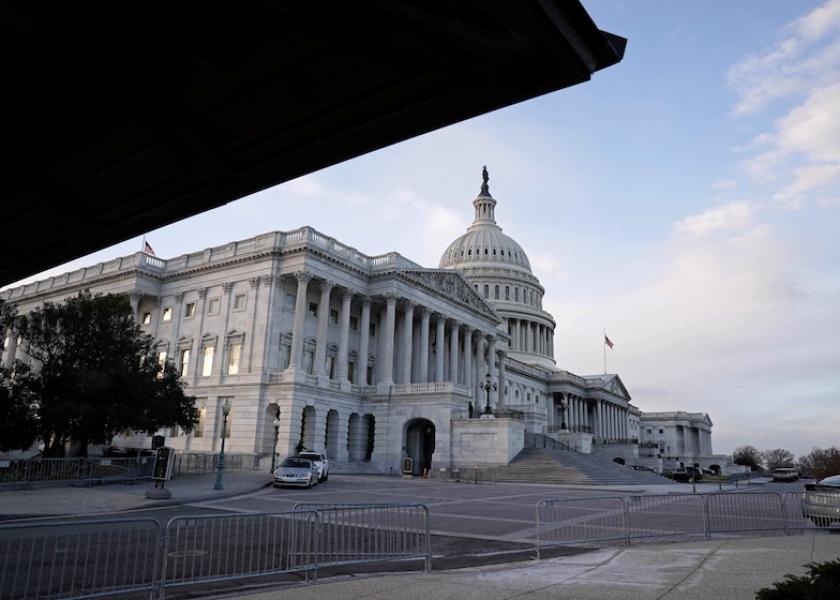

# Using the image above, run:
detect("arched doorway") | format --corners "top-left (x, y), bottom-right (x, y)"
top-left (404, 419), bottom-right (435, 476)
top-left (325, 409), bottom-right (339, 460)
top-left (298, 406), bottom-right (316, 454)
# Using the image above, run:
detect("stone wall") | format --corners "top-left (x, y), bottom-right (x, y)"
top-left (449, 417), bottom-right (525, 467)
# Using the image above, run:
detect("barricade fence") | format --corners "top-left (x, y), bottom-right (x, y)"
top-left (0, 453), bottom-right (260, 488)
top-left (0, 503), bottom-right (431, 600)
top-left (536, 491), bottom-right (839, 557)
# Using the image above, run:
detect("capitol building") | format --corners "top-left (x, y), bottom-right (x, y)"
top-left (1, 171), bottom-right (726, 475)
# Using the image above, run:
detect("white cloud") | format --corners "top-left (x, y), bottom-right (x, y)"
top-left (673, 201), bottom-right (755, 238)
top-left (711, 179), bottom-right (738, 191)
top-left (530, 252), bottom-right (567, 280)
top-left (283, 175), bottom-right (324, 198)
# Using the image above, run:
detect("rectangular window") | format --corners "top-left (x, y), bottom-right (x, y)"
top-left (162, 307), bottom-right (172, 322)
top-left (515, 288), bottom-right (519, 302)
top-left (208, 298), bottom-right (220, 315)
top-left (647, 428), bottom-right (652, 434)
top-left (202, 346), bottom-right (214, 376)
top-left (348, 361), bottom-right (355, 384)
top-left (158, 351), bottom-right (167, 366)
top-left (329, 309), bottom-right (339, 325)
top-left (659, 429), bottom-right (664, 434)
top-left (279, 344), bottom-right (291, 370)
top-left (303, 350), bottom-right (314, 374)
top-left (193, 406), bottom-right (205, 438)
top-left (350, 316), bottom-right (359, 330)
top-left (505, 286), bottom-right (510, 300)
top-left (180, 349), bottom-right (190, 377)
top-left (308, 302), bottom-right (318, 318)
top-left (184, 302), bottom-right (196, 318)
top-left (284, 293), bottom-right (296, 311)
top-left (227, 343), bottom-right (241, 375)
top-left (369, 323), bottom-right (376, 337)
top-left (233, 294), bottom-right (246, 311)
top-left (142, 312), bottom-right (152, 325)
top-left (326, 356), bottom-right (335, 379)
top-left (366, 365), bottom-right (374, 385)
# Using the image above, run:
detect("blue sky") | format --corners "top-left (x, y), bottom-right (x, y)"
top-left (8, 1), bottom-right (840, 457)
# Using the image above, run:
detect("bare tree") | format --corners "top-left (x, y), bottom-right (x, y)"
top-left (801, 447), bottom-right (840, 481)
top-left (763, 448), bottom-right (795, 472)
top-left (733, 445), bottom-right (762, 470)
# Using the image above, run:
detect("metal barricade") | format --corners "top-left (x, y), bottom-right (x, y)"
top-left (293, 503), bottom-right (432, 571)
top-left (788, 490), bottom-right (840, 531)
top-left (705, 492), bottom-right (786, 536)
top-left (160, 511), bottom-right (319, 593)
top-left (536, 496), bottom-right (626, 557)
top-left (0, 457), bottom-right (154, 488)
top-left (625, 493), bottom-right (708, 542)
top-left (0, 517), bottom-right (162, 600)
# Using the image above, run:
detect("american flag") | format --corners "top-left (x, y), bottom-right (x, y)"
top-left (143, 240), bottom-right (155, 256)
top-left (604, 334), bottom-right (614, 349)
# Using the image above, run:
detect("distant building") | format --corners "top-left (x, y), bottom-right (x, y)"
top-left (1, 170), bottom-right (727, 474)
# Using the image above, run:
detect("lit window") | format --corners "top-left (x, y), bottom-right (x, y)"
top-left (208, 298), bottom-right (220, 315)
top-left (227, 343), bottom-right (241, 375)
top-left (233, 294), bottom-right (246, 311)
top-left (162, 308), bottom-right (172, 322)
top-left (180, 349), bottom-right (190, 377)
top-left (329, 309), bottom-right (339, 325)
top-left (158, 351), bottom-right (167, 365)
top-left (142, 312), bottom-right (152, 325)
top-left (193, 406), bottom-right (205, 438)
top-left (279, 344), bottom-right (291, 370)
top-left (184, 302), bottom-right (196, 318)
top-left (303, 350), bottom-right (314, 374)
top-left (202, 346), bottom-right (214, 376)
top-left (350, 315), bottom-right (359, 330)
top-left (308, 302), bottom-right (318, 317)
top-left (284, 293), bottom-right (296, 311)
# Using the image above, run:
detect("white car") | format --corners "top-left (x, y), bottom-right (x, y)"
top-left (297, 451), bottom-right (329, 482)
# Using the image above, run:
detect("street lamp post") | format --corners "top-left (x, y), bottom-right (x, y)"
top-left (270, 407), bottom-right (281, 473)
top-left (214, 398), bottom-right (232, 490)
top-left (557, 396), bottom-right (568, 431)
top-left (479, 373), bottom-right (496, 415)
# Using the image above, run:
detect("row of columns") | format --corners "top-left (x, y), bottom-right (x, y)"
top-left (508, 318), bottom-right (554, 358)
top-left (558, 394), bottom-right (630, 443)
top-left (287, 273), bottom-right (504, 398)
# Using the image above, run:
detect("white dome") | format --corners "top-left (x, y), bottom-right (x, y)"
top-left (439, 226), bottom-right (531, 272)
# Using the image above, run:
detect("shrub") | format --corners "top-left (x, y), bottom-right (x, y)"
top-left (755, 558), bottom-right (840, 599)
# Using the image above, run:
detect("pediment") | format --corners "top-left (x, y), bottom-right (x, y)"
top-left (400, 269), bottom-right (499, 321)
top-left (602, 374), bottom-right (631, 400)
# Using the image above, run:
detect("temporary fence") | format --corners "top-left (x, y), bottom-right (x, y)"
top-left (536, 490), bottom-right (839, 557)
top-left (0, 503), bottom-right (431, 600)
top-left (292, 503), bottom-right (432, 571)
top-left (0, 457), bottom-right (154, 488)
top-left (0, 517), bottom-right (162, 600)
top-left (0, 453), bottom-right (260, 488)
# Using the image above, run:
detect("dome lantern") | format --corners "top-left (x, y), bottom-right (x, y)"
top-left (472, 165), bottom-right (497, 226)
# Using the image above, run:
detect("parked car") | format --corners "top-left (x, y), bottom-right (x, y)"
top-left (671, 466), bottom-right (703, 482)
top-left (801, 474), bottom-right (840, 527)
top-left (297, 451), bottom-right (329, 482)
top-left (273, 457), bottom-right (318, 488)
top-left (772, 467), bottom-right (799, 482)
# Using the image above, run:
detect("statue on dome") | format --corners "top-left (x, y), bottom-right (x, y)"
top-left (480, 165), bottom-right (490, 195)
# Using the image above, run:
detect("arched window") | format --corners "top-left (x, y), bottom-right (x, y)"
top-left (530, 290), bottom-right (535, 305)
top-left (494, 285), bottom-right (499, 299)
top-left (484, 285), bottom-right (489, 299)
top-left (505, 286), bottom-right (510, 300)
top-left (526, 393), bottom-right (531, 402)
top-left (484, 248), bottom-right (488, 255)
top-left (515, 287), bottom-right (519, 302)
top-left (493, 248), bottom-right (496, 255)
top-left (467, 249), bottom-right (472, 256)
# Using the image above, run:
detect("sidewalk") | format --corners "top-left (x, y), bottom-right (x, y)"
top-left (0, 470), bottom-right (271, 519)
top-left (234, 534), bottom-right (840, 600)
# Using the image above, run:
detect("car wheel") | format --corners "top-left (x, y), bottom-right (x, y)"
top-left (323, 473), bottom-right (329, 482)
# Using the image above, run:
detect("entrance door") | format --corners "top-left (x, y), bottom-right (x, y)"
top-left (405, 419), bottom-right (435, 476)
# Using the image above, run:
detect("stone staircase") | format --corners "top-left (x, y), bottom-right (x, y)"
top-left (484, 445), bottom-right (673, 486)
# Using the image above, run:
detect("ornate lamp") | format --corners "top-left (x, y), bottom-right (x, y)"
top-left (271, 407), bottom-right (282, 473)
top-left (214, 398), bottom-right (232, 490)
top-left (479, 373), bottom-right (497, 415)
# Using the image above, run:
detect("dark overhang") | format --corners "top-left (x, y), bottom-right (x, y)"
top-left (0, 1), bottom-right (625, 287)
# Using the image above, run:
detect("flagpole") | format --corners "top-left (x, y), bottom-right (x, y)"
top-left (603, 328), bottom-right (606, 374)
top-left (140, 235), bottom-right (146, 253)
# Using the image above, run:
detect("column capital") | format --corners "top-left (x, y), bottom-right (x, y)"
top-left (197, 287), bottom-right (208, 298)
top-left (261, 274), bottom-right (276, 286)
top-left (294, 271), bottom-right (313, 284)
top-left (383, 291), bottom-right (400, 304)
top-left (341, 288), bottom-right (355, 302)
top-left (319, 279), bottom-right (336, 293)
top-left (249, 276), bottom-right (261, 289)
top-left (402, 299), bottom-right (417, 311)
top-left (359, 295), bottom-right (373, 307)
top-left (448, 318), bottom-right (460, 329)
top-left (129, 289), bottom-right (143, 301)
top-left (419, 305), bottom-right (431, 317)
top-left (222, 282), bottom-right (234, 294)
top-left (174, 292), bottom-right (186, 302)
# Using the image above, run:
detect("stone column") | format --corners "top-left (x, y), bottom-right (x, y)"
top-left (418, 308), bottom-right (430, 382)
top-left (314, 280), bottom-right (334, 380)
top-left (357, 297), bottom-right (371, 386)
top-left (215, 282), bottom-right (234, 382)
top-left (377, 293), bottom-right (398, 390)
top-left (289, 272), bottom-right (312, 370)
top-left (538, 325), bottom-right (543, 354)
top-left (336, 289), bottom-right (353, 385)
top-left (488, 337), bottom-right (498, 407)
top-left (475, 335), bottom-right (487, 412)
top-left (245, 277), bottom-right (261, 371)
top-left (335, 411), bottom-right (350, 463)
top-left (595, 400), bottom-right (602, 442)
top-left (129, 291), bottom-right (142, 322)
top-left (511, 320), bottom-right (519, 352)
top-left (192, 288), bottom-right (208, 382)
top-left (448, 320), bottom-right (459, 384)
top-left (497, 350), bottom-right (506, 406)
top-left (526, 321), bottom-right (534, 353)
top-left (569, 396), bottom-right (576, 430)
top-left (463, 326), bottom-right (473, 391)
top-left (434, 315), bottom-right (445, 383)
top-left (400, 301), bottom-right (415, 384)
top-left (2, 328), bottom-right (17, 369)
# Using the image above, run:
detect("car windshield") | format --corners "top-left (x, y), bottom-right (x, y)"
top-left (818, 475), bottom-right (840, 486)
top-left (282, 459), bottom-right (311, 468)
top-left (298, 453), bottom-right (320, 460)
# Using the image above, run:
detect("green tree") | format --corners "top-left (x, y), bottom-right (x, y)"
top-left (0, 300), bottom-right (41, 451)
top-left (2, 291), bottom-right (197, 456)
top-left (732, 445), bottom-right (762, 471)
